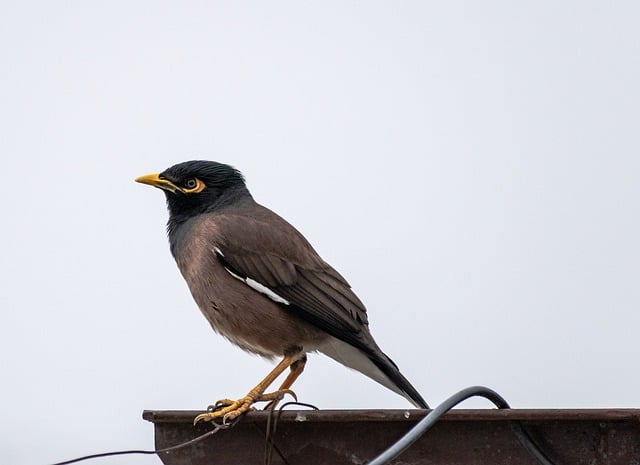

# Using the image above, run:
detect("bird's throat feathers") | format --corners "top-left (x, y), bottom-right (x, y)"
top-left (165, 185), bottom-right (251, 233)
top-left (166, 190), bottom-right (253, 261)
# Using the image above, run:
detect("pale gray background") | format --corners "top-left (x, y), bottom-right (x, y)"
top-left (1, 1), bottom-right (638, 464)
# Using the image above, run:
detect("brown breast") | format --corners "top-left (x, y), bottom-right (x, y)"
top-left (173, 215), bottom-right (327, 358)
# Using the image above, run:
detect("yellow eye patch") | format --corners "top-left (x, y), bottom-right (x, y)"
top-left (182, 178), bottom-right (206, 194)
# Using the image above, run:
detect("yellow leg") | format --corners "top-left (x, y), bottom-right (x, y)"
top-left (194, 354), bottom-right (302, 424)
top-left (264, 355), bottom-right (306, 410)
top-left (278, 356), bottom-right (306, 391)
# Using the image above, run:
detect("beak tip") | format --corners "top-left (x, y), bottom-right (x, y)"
top-left (135, 173), bottom-right (160, 186)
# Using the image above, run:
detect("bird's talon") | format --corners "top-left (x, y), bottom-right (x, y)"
top-left (262, 388), bottom-right (298, 410)
top-left (204, 398), bottom-right (236, 414)
top-left (284, 389), bottom-right (297, 402)
top-left (193, 413), bottom-right (209, 425)
top-left (277, 388), bottom-right (297, 402)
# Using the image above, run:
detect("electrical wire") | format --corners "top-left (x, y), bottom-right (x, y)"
top-left (48, 386), bottom-right (555, 465)
top-left (263, 401), bottom-right (320, 465)
top-left (366, 385), bottom-right (554, 465)
top-left (49, 418), bottom-right (237, 465)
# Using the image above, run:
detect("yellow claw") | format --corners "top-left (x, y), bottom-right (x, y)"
top-left (193, 389), bottom-right (297, 425)
top-left (194, 354), bottom-right (306, 425)
top-left (261, 389), bottom-right (297, 403)
top-left (213, 399), bottom-right (235, 409)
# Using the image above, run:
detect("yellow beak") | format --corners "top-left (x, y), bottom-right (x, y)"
top-left (135, 173), bottom-right (180, 193)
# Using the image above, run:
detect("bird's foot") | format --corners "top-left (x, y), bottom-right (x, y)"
top-left (261, 388), bottom-right (298, 411)
top-left (194, 389), bottom-right (296, 425)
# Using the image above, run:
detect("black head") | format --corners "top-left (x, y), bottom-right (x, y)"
top-left (136, 160), bottom-right (252, 227)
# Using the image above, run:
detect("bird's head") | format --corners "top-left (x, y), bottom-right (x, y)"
top-left (136, 160), bottom-right (251, 226)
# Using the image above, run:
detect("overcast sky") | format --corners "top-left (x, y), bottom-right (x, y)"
top-left (2, 2), bottom-right (639, 464)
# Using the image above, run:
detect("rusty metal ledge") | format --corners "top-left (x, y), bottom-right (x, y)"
top-left (144, 409), bottom-right (640, 465)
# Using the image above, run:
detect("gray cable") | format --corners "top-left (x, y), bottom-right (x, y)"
top-left (367, 385), bottom-right (554, 465)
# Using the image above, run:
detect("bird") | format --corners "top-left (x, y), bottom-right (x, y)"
top-left (136, 160), bottom-right (428, 423)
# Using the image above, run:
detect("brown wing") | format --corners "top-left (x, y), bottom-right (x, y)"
top-left (212, 204), bottom-right (372, 350)
top-left (207, 203), bottom-right (429, 409)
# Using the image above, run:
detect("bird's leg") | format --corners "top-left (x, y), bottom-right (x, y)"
top-left (263, 354), bottom-right (307, 411)
top-left (194, 353), bottom-right (301, 424)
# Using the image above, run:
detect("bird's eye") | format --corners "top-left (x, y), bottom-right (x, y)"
top-left (181, 177), bottom-right (205, 194)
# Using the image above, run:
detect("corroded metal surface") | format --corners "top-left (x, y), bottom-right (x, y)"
top-left (143, 409), bottom-right (640, 465)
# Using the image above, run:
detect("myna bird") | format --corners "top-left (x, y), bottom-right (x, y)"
top-left (136, 160), bottom-right (428, 422)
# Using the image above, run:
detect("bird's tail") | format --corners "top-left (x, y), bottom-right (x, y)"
top-left (317, 336), bottom-right (429, 409)
top-left (369, 350), bottom-right (429, 409)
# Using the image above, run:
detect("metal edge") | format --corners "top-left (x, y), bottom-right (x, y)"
top-left (142, 408), bottom-right (640, 424)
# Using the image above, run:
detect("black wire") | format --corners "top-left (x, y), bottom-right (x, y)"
top-left (51, 450), bottom-right (157, 465)
top-left (263, 401), bottom-right (320, 465)
top-left (48, 388), bottom-right (555, 465)
top-left (49, 419), bottom-right (236, 465)
top-left (366, 385), bottom-right (555, 465)
top-left (49, 402), bottom-right (320, 465)
top-left (510, 421), bottom-right (555, 465)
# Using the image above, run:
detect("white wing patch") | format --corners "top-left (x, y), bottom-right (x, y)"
top-left (213, 247), bottom-right (290, 306)
top-left (213, 246), bottom-right (225, 257)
